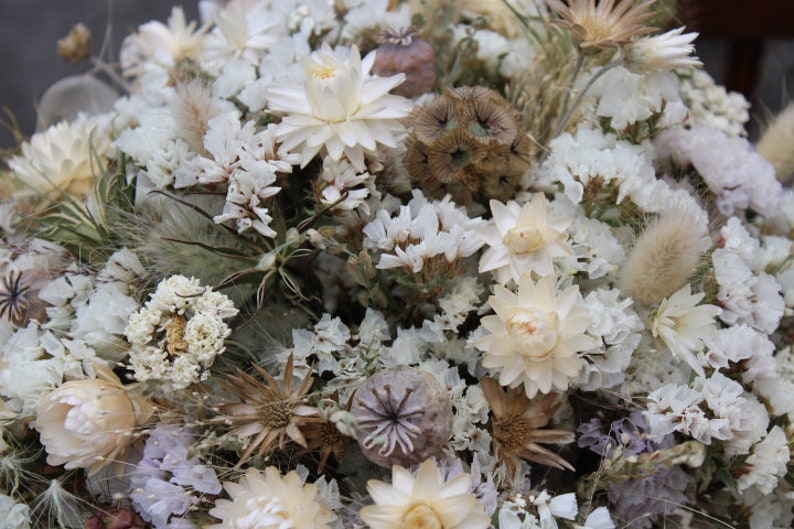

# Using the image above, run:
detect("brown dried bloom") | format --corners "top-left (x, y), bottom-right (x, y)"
top-left (406, 87), bottom-right (531, 204)
top-left (300, 392), bottom-right (353, 473)
top-left (57, 23), bottom-right (92, 63)
top-left (546, 0), bottom-right (656, 52)
top-left (481, 377), bottom-right (575, 477)
top-left (213, 354), bottom-right (320, 467)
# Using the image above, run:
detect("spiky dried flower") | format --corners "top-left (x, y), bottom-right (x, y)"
top-left (351, 365), bottom-right (453, 467)
top-left (481, 377), bottom-right (574, 477)
top-left (212, 354), bottom-right (320, 467)
top-left (300, 392), bottom-right (353, 473)
top-left (546, 0), bottom-right (656, 52)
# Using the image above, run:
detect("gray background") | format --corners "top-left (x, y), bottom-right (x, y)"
top-left (0, 1), bottom-right (792, 149)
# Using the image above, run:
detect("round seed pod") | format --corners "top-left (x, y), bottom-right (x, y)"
top-left (351, 365), bottom-right (453, 467)
top-left (373, 27), bottom-right (437, 98)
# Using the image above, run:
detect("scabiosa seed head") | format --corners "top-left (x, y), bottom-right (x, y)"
top-left (351, 365), bottom-right (453, 467)
top-left (373, 27), bottom-right (436, 98)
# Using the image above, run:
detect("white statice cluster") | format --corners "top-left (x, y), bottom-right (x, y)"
top-left (678, 69), bottom-right (751, 137)
top-left (317, 156), bottom-right (377, 214)
top-left (363, 191), bottom-right (486, 272)
top-left (125, 275), bottom-right (238, 389)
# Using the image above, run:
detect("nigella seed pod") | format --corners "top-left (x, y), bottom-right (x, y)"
top-left (373, 27), bottom-right (437, 98)
top-left (351, 365), bottom-right (453, 467)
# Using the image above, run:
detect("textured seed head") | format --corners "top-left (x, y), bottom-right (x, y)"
top-left (351, 366), bottom-right (453, 467)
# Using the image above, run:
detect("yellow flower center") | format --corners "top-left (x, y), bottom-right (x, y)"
top-left (403, 504), bottom-right (443, 529)
top-left (506, 309), bottom-right (559, 360)
top-left (309, 64), bottom-right (338, 79)
top-left (503, 226), bottom-right (548, 254)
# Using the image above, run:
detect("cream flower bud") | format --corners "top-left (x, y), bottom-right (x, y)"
top-left (34, 364), bottom-right (154, 476)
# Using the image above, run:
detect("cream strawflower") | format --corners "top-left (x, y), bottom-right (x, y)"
top-left (8, 115), bottom-right (111, 198)
top-left (34, 364), bottom-right (154, 476)
top-left (478, 194), bottom-right (573, 284)
top-left (208, 466), bottom-right (335, 529)
top-left (474, 274), bottom-right (597, 398)
top-left (267, 42), bottom-right (412, 171)
top-left (651, 284), bottom-right (721, 376)
top-left (626, 27), bottom-right (701, 72)
top-left (360, 459), bottom-right (490, 529)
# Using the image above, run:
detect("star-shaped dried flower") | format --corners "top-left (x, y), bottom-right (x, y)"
top-left (481, 377), bottom-right (575, 477)
top-left (546, 0), bottom-right (656, 52)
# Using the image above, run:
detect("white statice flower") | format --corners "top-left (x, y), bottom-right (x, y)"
top-left (655, 126), bottom-right (782, 215)
top-left (418, 276), bottom-right (484, 343)
top-left (200, 0), bottom-right (281, 74)
top-left (137, 139), bottom-right (200, 190)
top-left (267, 42), bottom-right (412, 171)
top-left (646, 383), bottom-right (731, 443)
top-left (651, 284), bottom-right (721, 376)
top-left (363, 191), bottom-right (486, 272)
top-left (737, 426), bottom-right (791, 495)
top-left (8, 114), bottom-right (112, 198)
top-left (339, 0), bottom-right (411, 41)
top-left (317, 156), bottom-right (375, 213)
top-left (478, 194), bottom-right (573, 284)
top-left (0, 494), bottom-right (30, 529)
top-left (213, 154), bottom-right (282, 237)
top-left (626, 27), bottom-right (701, 72)
top-left (529, 491), bottom-right (578, 529)
top-left (498, 495), bottom-right (542, 529)
top-left (360, 459), bottom-right (490, 529)
top-left (193, 111), bottom-right (257, 186)
top-left (700, 325), bottom-right (777, 384)
top-left (282, 313), bottom-right (351, 377)
top-left (755, 346), bottom-right (794, 421)
top-left (577, 288), bottom-right (643, 391)
top-left (120, 6), bottom-right (206, 78)
top-left (124, 275), bottom-right (237, 389)
top-left (586, 67), bottom-right (686, 131)
top-left (474, 274), bottom-right (597, 398)
top-left (208, 466), bottom-right (335, 529)
top-left (573, 507), bottom-right (615, 529)
top-left (678, 69), bottom-right (750, 137)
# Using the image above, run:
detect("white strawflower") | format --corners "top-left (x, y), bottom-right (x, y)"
top-left (208, 467), bottom-right (335, 529)
top-left (360, 459), bottom-right (490, 529)
top-left (651, 284), bottom-right (721, 376)
top-left (626, 27), bottom-right (701, 72)
top-left (478, 194), bottom-right (573, 285)
top-left (124, 275), bottom-right (238, 389)
top-left (267, 42), bottom-right (412, 170)
top-left (474, 274), bottom-right (597, 398)
top-left (8, 115), bottom-right (111, 198)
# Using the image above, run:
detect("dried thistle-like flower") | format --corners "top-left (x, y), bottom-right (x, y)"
top-left (546, 0), bottom-right (656, 52)
top-left (213, 355), bottom-right (320, 467)
top-left (351, 365), bottom-right (453, 467)
top-left (481, 377), bottom-right (575, 477)
top-left (620, 200), bottom-right (709, 305)
top-left (300, 392), bottom-right (353, 473)
top-left (57, 23), bottom-right (91, 63)
top-left (373, 27), bottom-right (437, 98)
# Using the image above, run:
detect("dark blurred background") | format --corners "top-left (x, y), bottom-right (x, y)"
top-left (0, 0), bottom-right (792, 150)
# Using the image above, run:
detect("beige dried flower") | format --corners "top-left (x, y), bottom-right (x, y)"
top-left (57, 23), bottom-right (91, 63)
top-left (757, 100), bottom-right (794, 183)
top-left (620, 200), bottom-right (710, 305)
top-left (546, 0), bottom-right (656, 52)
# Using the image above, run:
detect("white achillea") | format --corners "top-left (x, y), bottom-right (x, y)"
top-left (268, 42), bottom-right (412, 170)
top-left (208, 467), bottom-right (335, 529)
top-left (478, 194), bottom-right (573, 284)
top-left (125, 275), bottom-right (237, 389)
top-left (474, 274), bottom-right (597, 398)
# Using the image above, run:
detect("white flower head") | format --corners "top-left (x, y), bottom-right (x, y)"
top-left (474, 274), bottom-right (597, 398)
top-left (124, 275), bottom-right (238, 389)
top-left (268, 42), bottom-right (412, 171)
top-left (208, 466), bottom-right (335, 529)
top-left (360, 459), bottom-right (490, 529)
top-left (651, 284), bottom-right (721, 376)
top-left (478, 194), bottom-right (573, 284)
top-left (626, 27), bottom-right (701, 72)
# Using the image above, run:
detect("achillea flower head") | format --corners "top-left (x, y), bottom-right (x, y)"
top-left (208, 466), bottom-right (335, 529)
top-left (620, 200), bottom-right (709, 305)
top-left (481, 377), bottom-right (574, 476)
top-left (268, 42), bottom-right (412, 171)
top-left (474, 274), bottom-right (597, 398)
top-left (405, 86), bottom-right (531, 205)
top-left (546, 0), bottom-right (656, 52)
top-left (351, 365), bottom-right (453, 467)
top-left (360, 459), bottom-right (490, 529)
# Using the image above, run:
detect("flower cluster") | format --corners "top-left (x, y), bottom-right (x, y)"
top-left (2, 1), bottom-right (794, 529)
